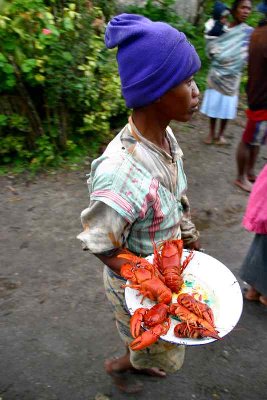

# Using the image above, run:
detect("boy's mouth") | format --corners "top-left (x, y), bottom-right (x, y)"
top-left (191, 103), bottom-right (199, 112)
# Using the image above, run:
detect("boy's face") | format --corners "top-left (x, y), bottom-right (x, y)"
top-left (157, 76), bottom-right (200, 123)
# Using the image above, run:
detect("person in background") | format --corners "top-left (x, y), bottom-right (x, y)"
top-left (77, 13), bottom-right (201, 393)
top-left (205, 1), bottom-right (230, 37)
top-left (240, 163), bottom-right (267, 306)
top-left (201, 0), bottom-right (252, 145)
top-left (235, 0), bottom-right (267, 192)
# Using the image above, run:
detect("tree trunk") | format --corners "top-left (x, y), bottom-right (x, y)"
top-left (57, 101), bottom-right (68, 150)
top-left (172, 0), bottom-right (203, 24)
top-left (9, 57), bottom-right (44, 149)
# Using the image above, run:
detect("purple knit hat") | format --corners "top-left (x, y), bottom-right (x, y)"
top-left (105, 14), bottom-right (201, 108)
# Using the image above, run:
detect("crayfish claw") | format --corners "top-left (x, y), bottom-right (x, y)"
top-left (130, 308), bottom-right (147, 338)
top-left (130, 327), bottom-right (161, 351)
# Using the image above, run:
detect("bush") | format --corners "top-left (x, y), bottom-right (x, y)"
top-left (0, 0), bottom-right (126, 173)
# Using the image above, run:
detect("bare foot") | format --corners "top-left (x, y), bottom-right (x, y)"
top-left (214, 137), bottom-right (229, 145)
top-left (243, 287), bottom-right (260, 301)
top-left (203, 136), bottom-right (214, 145)
top-left (259, 296), bottom-right (267, 306)
top-left (234, 179), bottom-right (252, 193)
top-left (104, 359), bottom-right (143, 393)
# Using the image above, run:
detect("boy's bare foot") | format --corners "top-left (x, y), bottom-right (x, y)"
top-left (104, 359), bottom-right (143, 393)
top-left (234, 179), bottom-right (252, 193)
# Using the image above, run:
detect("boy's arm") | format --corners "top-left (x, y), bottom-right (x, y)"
top-left (94, 248), bottom-right (135, 277)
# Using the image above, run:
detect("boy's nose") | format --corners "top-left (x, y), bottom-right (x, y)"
top-left (193, 81), bottom-right (200, 97)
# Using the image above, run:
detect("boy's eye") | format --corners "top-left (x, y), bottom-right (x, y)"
top-left (186, 78), bottom-right (193, 86)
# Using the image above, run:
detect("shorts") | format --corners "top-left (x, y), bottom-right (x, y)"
top-left (103, 265), bottom-right (185, 373)
top-left (242, 119), bottom-right (267, 146)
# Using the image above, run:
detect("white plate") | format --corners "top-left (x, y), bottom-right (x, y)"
top-left (125, 250), bottom-right (243, 346)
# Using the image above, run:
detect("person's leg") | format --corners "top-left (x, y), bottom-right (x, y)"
top-left (104, 346), bottom-right (166, 393)
top-left (236, 140), bottom-right (249, 177)
top-left (204, 117), bottom-right (216, 144)
top-left (103, 268), bottom-right (144, 393)
top-left (105, 347), bottom-right (166, 376)
top-left (216, 119), bottom-right (228, 144)
top-left (104, 348), bottom-right (143, 393)
top-left (247, 145), bottom-right (260, 182)
top-left (236, 117), bottom-right (263, 188)
top-left (105, 347), bottom-right (132, 373)
top-left (103, 268), bottom-right (166, 393)
top-left (234, 140), bottom-right (253, 192)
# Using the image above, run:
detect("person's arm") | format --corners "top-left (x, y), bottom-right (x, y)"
top-left (180, 195), bottom-right (201, 250)
top-left (78, 201), bottom-right (133, 267)
top-left (94, 248), bottom-right (135, 276)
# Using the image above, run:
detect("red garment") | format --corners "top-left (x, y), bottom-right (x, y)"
top-left (246, 109), bottom-right (267, 121)
top-left (243, 164), bottom-right (267, 234)
top-left (242, 117), bottom-right (267, 145)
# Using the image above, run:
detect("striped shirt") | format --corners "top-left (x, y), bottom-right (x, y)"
top-left (77, 120), bottom-right (199, 256)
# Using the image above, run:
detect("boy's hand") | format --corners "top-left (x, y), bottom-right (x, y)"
top-left (185, 239), bottom-right (201, 251)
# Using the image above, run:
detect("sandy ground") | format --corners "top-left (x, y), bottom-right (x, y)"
top-left (0, 111), bottom-right (267, 400)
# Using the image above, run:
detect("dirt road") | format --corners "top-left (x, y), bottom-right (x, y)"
top-left (1, 112), bottom-right (266, 400)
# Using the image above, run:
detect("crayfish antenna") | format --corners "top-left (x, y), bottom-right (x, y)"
top-left (180, 250), bottom-right (194, 274)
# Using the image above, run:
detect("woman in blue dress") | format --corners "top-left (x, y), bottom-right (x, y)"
top-left (201, 0), bottom-right (252, 145)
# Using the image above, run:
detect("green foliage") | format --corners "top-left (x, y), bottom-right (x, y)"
top-left (0, 0), bottom-right (264, 174)
top-left (0, 0), bottom-right (126, 173)
top-left (93, 0), bottom-right (116, 20)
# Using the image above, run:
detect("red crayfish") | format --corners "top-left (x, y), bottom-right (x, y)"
top-left (129, 303), bottom-right (171, 351)
top-left (118, 240), bottom-right (221, 350)
top-left (119, 254), bottom-right (173, 304)
top-left (174, 322), bottom-right (220, 340)
top-left (170, 293), bottom-right (220, 340)
top-left (177, 293), bottom-right (215, 326)
top-left (153, 239), bottom-right (194, 293)
top-left (128, 294), bottom-right (220, 350)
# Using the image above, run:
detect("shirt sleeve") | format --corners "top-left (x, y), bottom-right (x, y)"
top-left (77, 200), bottom-right (131, 254)
top-left (180, 195), bottom-right (200, 245)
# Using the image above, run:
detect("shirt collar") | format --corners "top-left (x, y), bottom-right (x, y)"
top-left (127, 116), bottom-right (183, 162)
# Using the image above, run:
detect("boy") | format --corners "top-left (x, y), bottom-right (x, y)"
top-left (78, 13), bottom-right (201, 393)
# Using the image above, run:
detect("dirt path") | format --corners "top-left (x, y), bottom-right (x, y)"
top-left (0, 112), bottom-right (266, 400)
